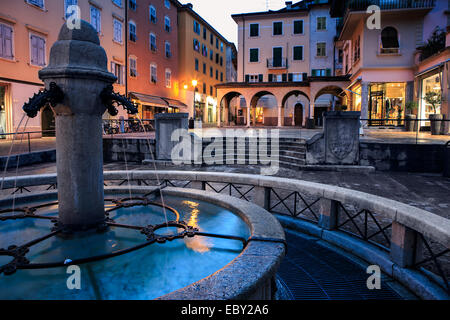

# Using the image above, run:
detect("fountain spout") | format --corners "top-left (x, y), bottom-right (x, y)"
top-left (23, 20), bottom-right (122, 231)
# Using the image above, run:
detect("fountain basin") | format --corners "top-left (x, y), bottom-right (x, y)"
top-left (0, 187), bottom-right (285, 300)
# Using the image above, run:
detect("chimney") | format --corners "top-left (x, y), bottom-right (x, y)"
top-left (186, 3), bottom-right (193, 9)
top-left (285, 1), bottom-right (293, 9)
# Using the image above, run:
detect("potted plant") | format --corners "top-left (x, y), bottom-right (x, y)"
top-left (404, 101), bottom-right (418, 132)
top-left (424, 91), bottom-right (442, 135)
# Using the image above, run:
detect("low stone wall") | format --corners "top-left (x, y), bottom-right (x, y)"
top-left (103, 137), bottom-right (155, 163)
top-left (360, 142), bottom-right (446, 173)
top-left (0, 149), bottom-right (56, 170)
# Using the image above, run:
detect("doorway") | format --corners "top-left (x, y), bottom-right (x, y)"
top-left (294, 103), bottom-right (303, 126)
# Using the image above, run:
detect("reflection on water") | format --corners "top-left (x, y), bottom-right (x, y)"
top-left (0, 195), bottom-right (250, 300)
top-left (183, 200), bottom-right (210, 253)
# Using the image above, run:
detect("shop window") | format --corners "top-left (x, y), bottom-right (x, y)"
top-left (420, 73), bottom-right (442, 124)
top-left (369, 83), bottom-right (406, 125)
top-left (381, 27), bottom-right (399, 54)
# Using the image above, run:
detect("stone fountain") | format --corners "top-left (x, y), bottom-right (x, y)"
top-left (0, 21), bottom-right (285, 300)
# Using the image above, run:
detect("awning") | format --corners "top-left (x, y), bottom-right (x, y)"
top-left (129, 92), bottom-right (168, 108)
top-left (162, 98), bottom-right (187, 109)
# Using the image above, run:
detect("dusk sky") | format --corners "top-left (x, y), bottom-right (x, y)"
top-left (180, 0), bottom-right (289, 44)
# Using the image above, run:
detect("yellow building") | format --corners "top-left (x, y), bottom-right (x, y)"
top-left (0, 0), bottom-right (126, 136)
top-left (177, 3), bottom-right (230, 124)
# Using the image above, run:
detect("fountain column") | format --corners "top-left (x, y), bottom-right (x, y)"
top-left (38, 21), bottom-right (116, 230)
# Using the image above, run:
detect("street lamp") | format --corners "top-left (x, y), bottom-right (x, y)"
top-left (192, 80), bottom-right (198, 120)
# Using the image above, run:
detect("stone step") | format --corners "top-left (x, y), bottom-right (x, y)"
top-left (279, 150), bottom-right (306, 158)
top-left (278, 155), bottom-right (306, 165)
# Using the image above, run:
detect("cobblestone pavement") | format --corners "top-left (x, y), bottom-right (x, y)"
top-left (2, 162), bottom-right (449, 220)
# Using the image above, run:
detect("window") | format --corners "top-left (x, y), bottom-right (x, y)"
top-left (215, 53), bottom-right (219, 64)
top-left (209, 49), bottom-right (213, 60)
top-left (316, 42), bottom-right (326, 57)
top-left (293, 46), bottom-right (303, 60)
top-left (164, 16), bottom-right (171, 32)
top-left (149, 6), bottom-right (156, 23)
top-left (317, 17), bottom-right (326, 31)
top-left (249, 48), bottom-right (259, 62)
top-left (193, 21), bottom-right (201, 35)
top-left (293, 20), bottom-right (303, 34)
top-left (165, 41), bottom-right (171, 58)
top-left (90, 5), bottom-right (101, 33)
top-left (210, 66), bottom-right (213, 77)
top-left (150, 64), bottom-right (157, 83)
top-left (165, 69), bottom-right (171, 88)
top-left (112, 0), bottom-right (122, 7)
top-left (216, 70), bottom-right (218, 80)
top-left (111, 62), bottom-right (124, 84)
top-left (291, 73), bottom-right (303, 82)
top-left (210, 34), bottom-right (214, 45)
top-left (203, 83), bottom-right (206, 94)
top-left (220, 72), bottom-right (223, 82)
top-left (27, 0), bottom-right (44, 9)
top-left (220, 56), bottom-right (223, 66)
top-left (203, 27), bottom-right (207, 40)
top-left (202, 44), bottom-right (207, 57)
top-left (193, 38), bottom-right (200, 52)
top-left (113, 19), bottom-right (123, 44)
top-left (250, 23), bottom-right (259, 37)
top-left (311, 69), bottom-right (330, 77)
top-left (210, 85), bottom-right (213, 96)
top-left (381, 27), bottom-right (399, 54)
top-left (273, 22), bottom-right (283, 36)
top-left (129, 0), bottom-right (136, 11)
top-left (0, 23), bottom-right (14, 60)
top-left (30, 34), bottom-right (46, 66)
top-left (129, 22), bottom-right (136, 42)
top-left (164, 0), bottom-right (170, 9)
top-left (129, 57), bottom-right (137, 77)
top-left (203, 63), bottom-right (206, 74)
top-left (216, 38), bottom-right (219, 49)
top-left (150, 33), bottom-right (156, 51)
top-left (195, 58), bottom-right (199, 71)
top-left (247, 74), bottom-right (262, 83)
top-left (64, 0), bottom-right (78, 19)
top-left (220, 42), bottom-right (223, 52)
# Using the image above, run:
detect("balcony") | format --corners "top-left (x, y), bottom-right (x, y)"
top-left (267, 58), bottom-right (288, 69)
top-left (344, 0), bottom-right (435, 11)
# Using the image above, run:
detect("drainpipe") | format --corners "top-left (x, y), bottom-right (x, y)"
top-left (125, 2), bottom-right (128, 97)
top-left (242, 17), bottom-right (245, 82)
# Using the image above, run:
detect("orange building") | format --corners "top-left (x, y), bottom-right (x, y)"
top-left (127, 0), bottom-right (186, 119)
top-left (0, 0), bottom-right (126, 136)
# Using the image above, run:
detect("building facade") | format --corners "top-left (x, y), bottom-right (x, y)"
top-left (177, 3), bottom-right (230, 124)
top-left (332, 0), bottom-right (449, 133)
top-left (127, 0), bottom-right (186, 119)
top-left (0, 0), bottom-right (126, 136)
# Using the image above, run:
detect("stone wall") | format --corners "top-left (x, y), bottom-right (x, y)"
top-left (360, 142), bottom-right (446, 172)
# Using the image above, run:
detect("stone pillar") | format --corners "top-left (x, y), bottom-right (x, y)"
top-left (247, 106), bottom-right (251, 127)
top-left (190, 181), bottom-right (206, 190)
top-left (390, 222), bottom-right (421, 268)
top-left (360, 82), bottom-right (369, 125)
top-left (277, 106), bottom-right (282, 127)
top-left (309, 103), bottom-right (314, 119)
top-left (253, 186), bottom-right (270, 210)
top-left (38, 21), bottom-right (116, 230)
top-left (217, 104), bottom-right (221, 127)
top-left (318, 198), bottom-right (339, 230)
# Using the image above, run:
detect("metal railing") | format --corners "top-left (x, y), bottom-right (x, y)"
top-left (0, 130), bottom-right (56, 154)
top-left (1, 171), bottom-right (448, 298)
top-left (102, 119), bottom-right (155, 136)
top-left (267, 58), bottom-right (288, 69)
top-left (344, 0), bottom-right (435, 11)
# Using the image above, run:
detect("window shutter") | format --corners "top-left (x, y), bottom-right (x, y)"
top-left (268, 74), bottom-right (273, 82)
top-left (245, 74), bottom-right (250, 82)
top-left (4, 25), bottom-right (12, 58)
top-left (0, 26), bottom-right (4, 57)
top-left (258, 74), bottom-right (263, 82)
top-left (326, 69), bottom-right (331, 76)
top-left (288, 73), bottom-right (293, 82)
top-left (302, 73), bottom-right (307, 80)
top-left (282, 74), bottom-right (287, 82)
